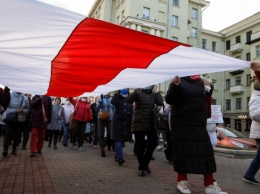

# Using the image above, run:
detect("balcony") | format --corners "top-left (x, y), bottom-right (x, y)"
top-left (189, 0), bottom-right (209, 7)
top-left (251, 31), bottom-right (260, 43)
top-left (229, 70), bottom-right (244, 75)
top-left (230, 43), bottom-right (243, 54)
top-left (230, 85), bottom-right (244, 94)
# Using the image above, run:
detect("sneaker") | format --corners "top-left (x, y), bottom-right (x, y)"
top-left (177, 181), bottom-right (191, 194)
top-left (243, 177), bottom-right (260, 185)
top-left (139, 170), bottom-right (145, 177)
top-left (11, 150), bottom-right (17, 155)
top-left (70, 143), bottom-right (75, 148)
top-left (118, 159), bottom-right (125, 166)
top-left (156, 145), bottom-right (163, 151)
top-left (30, 152), bottom-right (36, 157)
top-left (78, 146), bottom-right (84, 151)
top-left (205, 182), bottom-right (227, 194)
top-left (53, 145), bottom-right (57, 150)
top-left (93, 145), bottom-right (97, 148)
top-left (144, 166), bottom-right (151, 173)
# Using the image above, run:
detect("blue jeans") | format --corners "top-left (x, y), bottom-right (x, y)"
top-left (62, 121), bottom-right (68, 145)
top-left (115, 140), bottom-right (123, 161)
top-left (244, 140), bottom-right (260, 179)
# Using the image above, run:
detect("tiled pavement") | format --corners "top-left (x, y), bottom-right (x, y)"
top-left (0, 137), bottom-right (260, 194)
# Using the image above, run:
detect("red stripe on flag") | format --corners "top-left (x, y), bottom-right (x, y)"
top-left (48, 18), bottom-right (189, 96)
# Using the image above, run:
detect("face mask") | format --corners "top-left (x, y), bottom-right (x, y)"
top-left (81, 98), bottom-right (87, 102)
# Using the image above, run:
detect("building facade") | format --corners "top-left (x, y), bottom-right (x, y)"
top-left (89, 0), bottom-right (260, 132)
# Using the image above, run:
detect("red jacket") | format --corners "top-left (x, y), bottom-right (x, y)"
top-left (68, 97), bottom-right (92, 122)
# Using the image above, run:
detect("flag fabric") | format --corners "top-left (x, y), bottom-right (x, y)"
top-left (0, 0), bottom-right (250, 97)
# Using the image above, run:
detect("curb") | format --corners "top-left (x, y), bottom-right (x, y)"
top-left (213, 147), bottom-right (256, 158)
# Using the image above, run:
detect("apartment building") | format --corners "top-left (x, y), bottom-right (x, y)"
top-left (89, 0), bottom-right (260, 131)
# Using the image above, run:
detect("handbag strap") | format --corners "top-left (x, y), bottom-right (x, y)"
top-left (19, 96), bottom-right (24, 108)
top-left (42, 97), bottom-right (47, 122)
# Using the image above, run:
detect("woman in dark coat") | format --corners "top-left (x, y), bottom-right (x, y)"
top-left (29, 95), bottom-right (52, 157)
top-left (165, 75), bottom-right (227, 194)
top-left (127, 85), bottom-right (163, 177)
top-left (111, 89), bottom-right (133, 165)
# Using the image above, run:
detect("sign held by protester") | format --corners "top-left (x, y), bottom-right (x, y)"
top-left (207, 105), bottom-right (224, 123)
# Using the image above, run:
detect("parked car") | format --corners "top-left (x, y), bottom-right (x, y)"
top-left (216, 127), bottom-right (257, 149)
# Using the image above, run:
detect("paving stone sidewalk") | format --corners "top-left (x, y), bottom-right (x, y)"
top-left (0, 137), bottom-right (259, 194)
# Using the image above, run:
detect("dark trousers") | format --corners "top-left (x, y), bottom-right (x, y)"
top-left (48, 130), bottom-right (59, 146)
top-left (134, 130), bottom-right (157, 171)
top-left (97, 118), bottom-right (112, 152)
top-left (18, 125), bottom-right (31, 148)
top-left (72, 120), bottom-right (86, 147)
top-left (3, 121), bottom-right (23, 152)
top-left (164, 130), bottom-right (173, 162)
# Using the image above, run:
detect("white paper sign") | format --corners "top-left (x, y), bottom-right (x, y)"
top-left (207, 105), bottom-right (224, 123)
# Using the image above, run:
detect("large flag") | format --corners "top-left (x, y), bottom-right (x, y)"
top-left (0, 0), bottom-right (250, 97)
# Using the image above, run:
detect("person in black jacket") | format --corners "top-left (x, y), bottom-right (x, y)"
top-left (90, 97), bottom-right (98, 147)
top-left (165, 75), bottom-right (227, 194)
top-left (111, 89), bottom-right (133, 165)
top-left (127, 85), bottom-right (163, 177)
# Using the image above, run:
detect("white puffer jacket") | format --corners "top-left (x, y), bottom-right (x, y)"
top-left (249, 90), bottom-right (260, 139)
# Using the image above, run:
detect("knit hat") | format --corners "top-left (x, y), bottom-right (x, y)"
top-left (120, 89), bottom-right (128, 95)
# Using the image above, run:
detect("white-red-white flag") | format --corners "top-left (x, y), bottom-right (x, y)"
top-left (0, 0), bottom-right (250, 96)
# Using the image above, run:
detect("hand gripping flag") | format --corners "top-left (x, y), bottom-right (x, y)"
top-left (0, 0), bottom-right (250, 97)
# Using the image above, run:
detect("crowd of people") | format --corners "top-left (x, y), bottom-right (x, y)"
top-left (1, 62), bottom-right (260, 194)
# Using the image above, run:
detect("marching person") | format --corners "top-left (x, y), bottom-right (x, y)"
top-left (97, 93), bottom-right (114, 157)
top-left (127, 85), bottom-right (163, 176)
top-left (62, 98), bottom-right (74, 146)
top-left (47, 97), bottom-right (65, 149)
top-left (243, 62), bottom-right (260, 185)
top-left (2, 91), bottom-right (30, 157)
top-left (29, 95), bottom-right (52, 157)
top-left (111, 89), bottom-right (133, 165)
top-left (165, 75), bottom-right (227, 194)
top-left (68, 97), bottom-right (92, 151)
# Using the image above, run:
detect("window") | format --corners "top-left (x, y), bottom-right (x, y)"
top-left (226, 79), bottom-right (230, 90)
top-left (235, 119), bottom-right (242, 131)
top-left (236, 35), bottom-right (241, 44)
top-left (247, 97), bottom-right (250, 108)
top-left (246, 31), bottom-right (252, 43)
top-left (256, 45), bottom-right (260, 58)
top-left (141, 30), bottom-right (149, 33)
top-left (226, 40), bottom-right (230, 50)
top-left (171, 36), bottom-right (178, 41)
top-left (191, 27), bottom-right (197, 38)
top-left (226, 99), bottom-right (231, 110)
top-left (236, 98), bottom-right (241, 109)
top-left (172, 15), bottom-right (178, 27)
top-left (212, 81), bottom-right (217, 90)
top-left (212, 41), bottom-right (217, 52)
top-left (246, 119), bottom-right (252, 131)
top-left (143, 7), bottom-right (150, 19)
top-left (172, 0), bottom-right (179, 6)
top-left (246, 74), bottom-right (251, 86)
top-left (246, 53), bottom-right (251, 61)
top-left (202, 39), bottom-right (207, 49)
top-left (236, 56), bottom-right (241, 59)
top-left (235, 76), bottom-right (241, 86)
top-left (192, 8), bottom-right (197, 18)
top-left (212, 99), bottom-right (216, 105)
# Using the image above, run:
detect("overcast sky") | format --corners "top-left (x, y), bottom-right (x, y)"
top-left (39, 0), bottom-right (259, 32)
